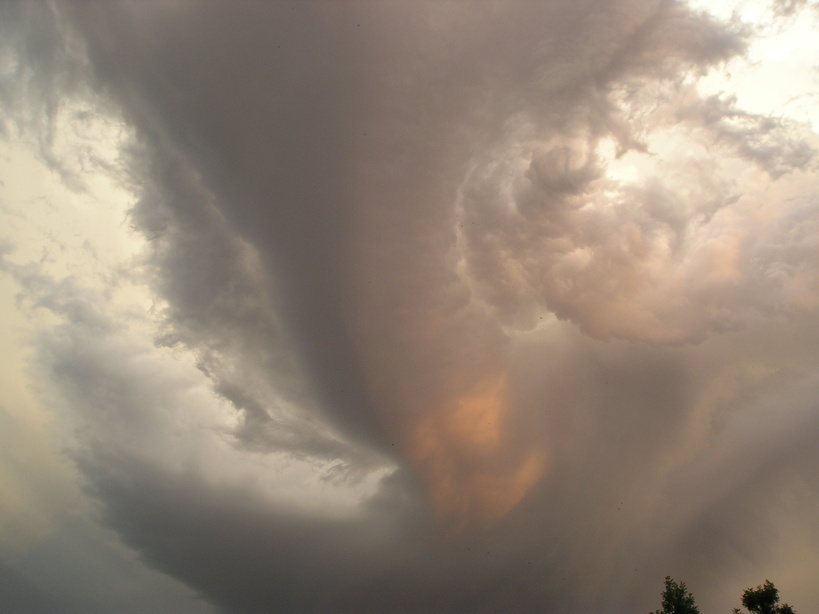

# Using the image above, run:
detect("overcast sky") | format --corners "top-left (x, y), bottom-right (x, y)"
top-left (1, 1), bottom-right (819, 612)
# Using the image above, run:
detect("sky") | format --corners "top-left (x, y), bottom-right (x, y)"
top-left (1, 1), bottom-right (819, 612)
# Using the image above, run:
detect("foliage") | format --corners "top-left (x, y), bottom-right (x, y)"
top-left (732, 580), bottom-right (795, 614)
top-left (651, 576), bottom-right (700, 614)
top-left (651, 577), bottom-right (796, 614)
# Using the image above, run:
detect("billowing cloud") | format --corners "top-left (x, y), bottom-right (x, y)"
top-left (2, 1), bottom-right (819, 613)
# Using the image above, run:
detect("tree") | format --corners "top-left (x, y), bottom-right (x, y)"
top-left (651, 576), bottom-right (700, 614)
top-left (732, 580), bottom-right (795, 614)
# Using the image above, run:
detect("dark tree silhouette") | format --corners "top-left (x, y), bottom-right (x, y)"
top-left (651, 576), bottom-right (700, 614)
top-left (732, 580), bottom-right (795, 614)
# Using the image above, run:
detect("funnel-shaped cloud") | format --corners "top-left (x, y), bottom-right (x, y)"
top-left (2, 1), bottom-right (819, 613)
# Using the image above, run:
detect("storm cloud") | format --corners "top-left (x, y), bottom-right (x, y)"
top-left (2, 1), bottom-right (819, 613)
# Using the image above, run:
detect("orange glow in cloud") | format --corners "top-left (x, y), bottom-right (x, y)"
top-left (410, 375), bottom-right (546, 532)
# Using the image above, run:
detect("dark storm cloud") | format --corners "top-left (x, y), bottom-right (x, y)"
top-left (64, 0), bottom-right (746, 415)
top-left (126, 137), bottom-right (380, 468)
top-left (5, 1), bottom-right (819, 612)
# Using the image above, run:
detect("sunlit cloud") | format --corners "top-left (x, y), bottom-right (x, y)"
top-left (410, 375), bottom-right (547, 531)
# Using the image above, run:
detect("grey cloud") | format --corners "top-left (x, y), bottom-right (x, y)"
top-left (772, 0), bottom-right (814, 18)
top-left (125, 138), bottom-right (377, 465)
top-left (4, 1), bottom-right (819, 613)
top-left (678, 93), bottom-right (817, 177)
top-left (0, 2), bottom-right (102, 190)
top-left (505, 322), bottom-right (819, 612)
top-left (457, 100), bottom-right (819, 343)
top-left (0, 558), bottom-right (82, 614)
top-left (79, 452), bottom-right (439, 614)
top-left (35, 253), bottom-right (818, 612)
top-left (11, 265), bottom-right (403, 611)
